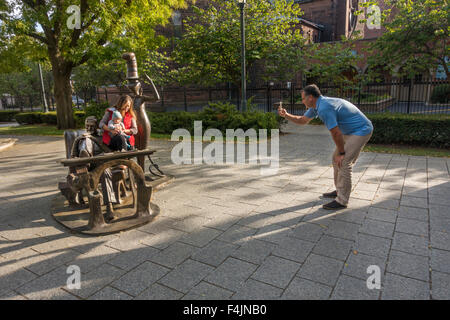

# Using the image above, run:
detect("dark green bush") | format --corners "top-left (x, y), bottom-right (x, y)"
top-left (83, 101), bottom-right (110, 120)
top-left (0, 110), bottom-right (20, 122)
top-left (15, 112), bottom-right (42, 124)
top-left (430, 84), bottom-right (450, 104)
top-left (39, 111), bottom-right (57, 125)
top-left (148, 102), bottom-right (281, 137)
top-left (309, 112), bottom-right (450, 148)
top-left (14, 111), bottom-right (86, 127)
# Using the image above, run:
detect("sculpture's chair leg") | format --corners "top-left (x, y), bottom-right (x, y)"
top-left (87, 190), bottom-right (106, 230)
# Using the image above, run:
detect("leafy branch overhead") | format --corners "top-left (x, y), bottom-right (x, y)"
top-left (149, 0), bottom-right (309, 86)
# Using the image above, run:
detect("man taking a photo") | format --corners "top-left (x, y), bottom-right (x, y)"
top-left (278, 84), bottom-right (373, 210)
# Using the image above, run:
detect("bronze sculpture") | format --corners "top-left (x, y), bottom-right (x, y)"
top-left (53, 52), bottom-right (173, 236)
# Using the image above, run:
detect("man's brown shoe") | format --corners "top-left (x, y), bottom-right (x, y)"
top-left (322, 190), bottom-right (337, 198)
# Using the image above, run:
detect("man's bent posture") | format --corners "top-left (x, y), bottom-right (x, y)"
top-left (278, 84), bottom-right (373, 210)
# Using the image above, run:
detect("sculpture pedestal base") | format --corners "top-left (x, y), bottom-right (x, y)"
top-left (51, 194), bottom-right (160, 236)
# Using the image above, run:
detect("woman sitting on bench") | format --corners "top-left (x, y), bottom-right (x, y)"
top-left (100, 95), bottom-right (137, 152)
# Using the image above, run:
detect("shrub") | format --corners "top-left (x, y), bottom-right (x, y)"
top-left (430, 84), bottom-right (450, 104)
top-left (0, 110), bottom-right (20, 122)
top-left (148, 102), bottom-right (281, 137)
top-left (83, 101), bottom-right (110, 120)
top-left (39, 112), bottom-right (58, 125)
top-left (15, 112), bottom-right (42, 124)
top-left (309, 112), bottom-right (450, 148)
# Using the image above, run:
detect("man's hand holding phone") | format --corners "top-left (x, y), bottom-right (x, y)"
top-left (277, 101), bottom-right (287, 118)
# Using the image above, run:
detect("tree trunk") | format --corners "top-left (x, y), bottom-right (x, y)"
top-left (53, 69), bottom-right (75, 129)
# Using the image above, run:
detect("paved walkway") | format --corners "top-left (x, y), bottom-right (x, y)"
top-left (0, 123), bottom-right (449, 300)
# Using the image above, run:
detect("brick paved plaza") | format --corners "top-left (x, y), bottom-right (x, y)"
top-left (1, 122), bottom-right (449, 300)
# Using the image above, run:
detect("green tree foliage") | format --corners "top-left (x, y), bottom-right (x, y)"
top-left (362, 0), bottom-right (449, 79)
top-left (152, 0), bottom-right (308, 86)
top-left (0, 0), bottom-right (188, 129)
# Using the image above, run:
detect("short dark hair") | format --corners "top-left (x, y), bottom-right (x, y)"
top-left (302, 84), bottom-right (321, 98)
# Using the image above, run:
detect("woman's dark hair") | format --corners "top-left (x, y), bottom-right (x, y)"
top-left (302, 84), bottom-right (322, 98)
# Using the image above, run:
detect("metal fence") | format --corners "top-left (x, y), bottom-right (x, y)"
top-left (97, 78), bottom-right (449, 115)
top-left (0, 87), bottom-right (97, 112)
top-left (1, 78), bottom-right (448, 115)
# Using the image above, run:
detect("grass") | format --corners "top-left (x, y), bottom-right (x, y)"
top-left (364, 144), bottom-right (450, 158)
top-left (0, 124), bottom-right (66, 136)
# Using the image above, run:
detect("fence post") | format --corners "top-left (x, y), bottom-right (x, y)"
top-left (184, 87), bottom-right (187, 111)
top-left (407, 79), bottom-right (412, 114)
top-left (357, 82), bottom-right (362, 109)
top-left (161, 86), bottom-right (164, 108)
top-left (104, 87), bottom-right (108, 103)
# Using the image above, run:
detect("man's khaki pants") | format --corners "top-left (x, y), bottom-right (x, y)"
top-left (333, 132), bottom-right (372, 206)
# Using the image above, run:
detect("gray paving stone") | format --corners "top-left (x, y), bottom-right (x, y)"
top-left (360, 218), bottom-right (394, 239)
top-left (205, 257), bottom-right (258, 291)
top-left (89, 286), bottom-right (133, 300)
top-left (179, 227), bottom-right (222, 247)
top-left (0, 291), bottom-right (27, 300)
top-left (398, 206), bottom-right (428, 222)
top-left (182, 281), bottom-right (233, 300)
top-left (216, 224), bottom-right (257, 245)
top-left (325, 220), bottom-right (360, 241)
top-left (431, 271), bottom-right (450, 300)
top-left (148, 241), bottom-right (198, 268)
top-left (289, 222), bottom-right (326, 242)
top-left (282, 277), bottom-right (332, 300)
top-left (0, 263), bottom-right (37, 294)
top-left (159, 259), bottom-right (214, 293)
top-left (15, 265), bottom-right (78, 300)
top-left (111, 261), bottom-right (170, 296)
top-left (402, 187), bottom-right (427, 199)
top-left (297, 253), bottom-right (344, 286)
top-left (313, 235), bottom-right (353, 261)
top-left (191, 240), bottom-right (239, 267)
top-left (381, 273), bottom-right (429, 300)
top-left (395, 217), bottom-right (428, 237)
top-left (431, 248), bottom-right (450, 274)
top-left (253, 224), bottom-right (292, 244)
top-left (231, 238), bottom-right (277, 264)
top-left (430, 231), bottom-right (450, 251)
top-left (343, 252), bottom-right (386, 281)
top-left (429, 194), bottom-right (450, 206)
top-left (172, 215), bottom-right (211, 233)
top-left (430, 216), bottom-right (450, 233)
top-left (232, 279), bottom-right (282, 300)
top-left (387, 250), bottom-right (429, 282)
top-left (372, 198), bottom-right (400, 210)
top-left (353, 233), bottom-right (391, 258)
top-left (102, 245), bottom-right (158, 271)
top-left (138, 228), bottom-right (187, 250)
top-left (392, 232), bottom-right (429, 257)
top-left (65, 263), bottom-right (125, 299)
top-left (331, 275), bottom-right (380, 300)
top-left (251, 255), bottom-right (301, 289)
top-left (401, 196), bottom-right (428, 209)
top-left (333, 209), bottom-right (367, 225)
top-left (134, 283), bottom-right (183, 300)
top-left (367, 207), bottom-right (397, 223)
top-left (271, 237), bottom-right (315, 263)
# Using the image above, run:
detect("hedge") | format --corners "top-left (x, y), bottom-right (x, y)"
top-left (431, 84), bottom-right (450, 104)
top-left (310, 113), bottom-right (450, 149)
top-left (0, 110), bottom-right (21, 122)
top-left (15, 111), bottom-right (86, 128)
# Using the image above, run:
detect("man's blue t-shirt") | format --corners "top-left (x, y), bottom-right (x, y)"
top-left (304, 96), bottom-right (373, 136)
